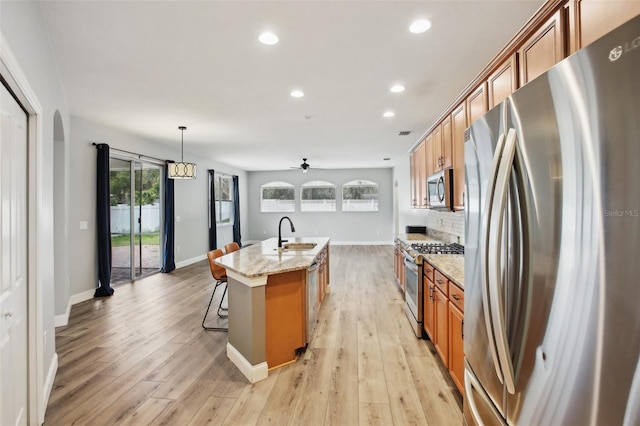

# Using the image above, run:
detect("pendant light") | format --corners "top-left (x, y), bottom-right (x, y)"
top-left (168, 126), bottom-right (197, 179)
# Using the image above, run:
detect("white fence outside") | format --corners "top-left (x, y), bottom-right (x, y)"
top-left (261, 199), bottom-right (295, 212)
top-left (111, 204), bottom-right (160, 233)
top-left (342, 199), bottom-right (378, 211)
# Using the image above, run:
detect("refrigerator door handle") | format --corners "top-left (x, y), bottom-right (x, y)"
top-left (487, 127), bottom-right (518, 394)
top-left (481, 132), bottom-right (506, 384)
top-left (465, 367), bottom-right (508, 426)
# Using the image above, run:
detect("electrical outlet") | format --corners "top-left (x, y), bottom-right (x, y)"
top-left (177, 246), bottom-right (181, 253)
top-left (376, 230), bottom-right (380, 235)
top-left (263, 230), bottom-right (267, 234)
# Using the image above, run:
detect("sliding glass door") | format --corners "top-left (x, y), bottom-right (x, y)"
top-left (110, 157), bottom-right (163, 284)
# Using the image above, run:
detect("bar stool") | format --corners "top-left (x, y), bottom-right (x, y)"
top-left (224, 242), bottom-right (240, 254)
top-left (202, 249), bottom-right (228, 331)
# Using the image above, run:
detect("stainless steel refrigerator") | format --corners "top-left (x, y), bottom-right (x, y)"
top-left (464, 15), bottom-right (640, 426)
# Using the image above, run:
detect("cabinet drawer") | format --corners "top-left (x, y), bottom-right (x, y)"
top-left (449, 283), bottom-right (464, 312)
top-left (433, 269), bottom-right (448, 295)
top-left (423, 261), bottom-right (435, 282)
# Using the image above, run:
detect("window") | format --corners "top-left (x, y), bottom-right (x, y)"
top-left (301, 181), bottom-right (336, 212)
top-left (261, 181), bottom-right (295, 212)
top-left (342, 179), bottom-right (379, 212)
top-left (212, 173), bottom-right (234, 225)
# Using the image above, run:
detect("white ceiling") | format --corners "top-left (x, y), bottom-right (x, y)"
top-left (40, 0), bottom-right (545, 172)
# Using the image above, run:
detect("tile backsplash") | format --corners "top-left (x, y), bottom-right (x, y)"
top-left (424, 210), bottom-right (465, 245)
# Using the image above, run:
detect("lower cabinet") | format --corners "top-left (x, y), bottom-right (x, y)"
top-left (393, 239), bottom-right (405, 293)
top-left (423, 259), bottom-right (465, 396)
top-left (434, 286), bottom-right (449, 368)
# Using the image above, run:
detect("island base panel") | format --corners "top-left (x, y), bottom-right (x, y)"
top-left (265, 269), bottom-right (306, 369)
top-left (227, 277), bottom-right (266, 366)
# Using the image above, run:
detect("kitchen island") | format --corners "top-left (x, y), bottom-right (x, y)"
top-left (214, 237), bottom-right (330, 383)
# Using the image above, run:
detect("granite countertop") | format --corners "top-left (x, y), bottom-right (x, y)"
top-left (214, 237), bottom-right (330, 278)
top-left (394, 233), bottom-right (465, 289)
top-left (423, 254), bottom-right (464, 289)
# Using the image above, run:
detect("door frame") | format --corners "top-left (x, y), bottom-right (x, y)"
top-left (109, 154), bottom-right (165, 283)
top-left (1, 34), bottom-right (47, 424)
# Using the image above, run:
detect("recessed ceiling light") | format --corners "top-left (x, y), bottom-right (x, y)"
top-left (383, 111), bottom-right (395, 118)
top-left (409, 19), bottom-right (431, 34)
top-left (383, 158), bottom-right (391, 161)
top-left (390, 84), bottom-right (405, 93)
top-left (259, 32), bottom-right (279, 45)
top-left (304, 115), bottom-right (315, 119)
top-left (290, 90), bottom-right (304, 98)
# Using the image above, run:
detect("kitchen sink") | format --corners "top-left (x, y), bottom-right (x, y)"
top-left (282, 242), bottom-right (317, 251)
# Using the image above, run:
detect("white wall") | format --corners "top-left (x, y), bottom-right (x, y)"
top-left (69, 115), bottom-right (249, 297)
top-left (247, 168), bottom-right (393, 244)
top-left (0, 0), bottom-right (71, 420)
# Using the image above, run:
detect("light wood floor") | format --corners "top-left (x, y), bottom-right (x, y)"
top-left (46, 245), bottom-right (463, 425)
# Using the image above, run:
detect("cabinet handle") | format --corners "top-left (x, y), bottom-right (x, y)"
top-left (436, 279), bottom-right (444, 285)
top-left (429, 285), bottom-right (434, 300)
top-left (462, 319), bottom-right (464, 339)
top-left (452, 294), bottom-right (460, 301)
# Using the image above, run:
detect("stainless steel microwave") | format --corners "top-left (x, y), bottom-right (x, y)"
top-left (427, 168), bottom-right (453, 210)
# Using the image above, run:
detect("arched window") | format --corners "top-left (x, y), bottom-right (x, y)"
top-left (261, 181), bottom-right (295, 212)
top-left (342, 179), bottom-right (379, 212)
top-left (301, 181), bottom-right (336, 212)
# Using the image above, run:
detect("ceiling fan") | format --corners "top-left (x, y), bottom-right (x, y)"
top-left (291, 158), bottom-right (314, 173)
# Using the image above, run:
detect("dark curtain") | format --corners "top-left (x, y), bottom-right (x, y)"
top-left (208, 169), bottom-right (217, 250)
top-left (232, 175), bottom-right (242, 247)
top-left (95, 143), bottom-right (114, 297)
top-left (161, 161), bottom-right (176, 273)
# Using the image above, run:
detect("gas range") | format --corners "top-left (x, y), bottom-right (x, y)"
top-left (410, 242), bottom-right (465, 255)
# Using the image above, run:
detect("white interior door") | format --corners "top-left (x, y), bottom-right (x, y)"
top-left (0, 83), bottom-right (28, 425)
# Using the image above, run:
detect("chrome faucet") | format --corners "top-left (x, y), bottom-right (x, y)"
top-left (278, 216), bottom-right (296, 248)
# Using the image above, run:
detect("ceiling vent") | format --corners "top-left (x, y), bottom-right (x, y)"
top-left (398, 131), bottom-right (411, 136)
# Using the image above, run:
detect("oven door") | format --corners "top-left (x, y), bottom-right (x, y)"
top-left (427, 168), bottom-right (453, 210)
top-left (403, 252), bottom-right (423, 337)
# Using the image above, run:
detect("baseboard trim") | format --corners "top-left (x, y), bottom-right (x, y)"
top-left (54, 302), bottom-right (71, 328)
top-left (227, 342), bottom-right (268, 384)
top-left (55, 288), bottom-right (95, 328)
top-left (176, 254), bottom-right (207, 269)
top-left (42, 352), bottom-right (58, 422)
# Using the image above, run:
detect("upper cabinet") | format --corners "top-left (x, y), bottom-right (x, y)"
top-left (433, 118), bottom-right (453, 172)
top-left (518, 9), bottom-right (565, 85)
top-left (451, 103), bottom-right (467, 211)
top-left (466, 83), bottom-right (488, 128)
top-left (579, 0), bottom-right (640, 48)
top-left (487, 54), bottom-right (518, 110)
top-left (410, 139), bottom-right (428, 208)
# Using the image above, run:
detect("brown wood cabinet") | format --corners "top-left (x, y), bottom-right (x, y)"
top-left (578, 0), bottom-right (640, 48)
top-left (467, 83), bottom-right (488, 128)
top-left (451, 103), bottom-right (467, 210)
top-left (518, 9), bottom-right (566, 85)
top-left (422, 260), bottom-right (465, 394)
top-left (487, 54), bottom-right (518, 109)
top-left (265, 269), bottom-right (306, 368)
top-left (410, 139), bottom-right (428, 208)
top-left (441, 116), bottom-right (453, 170)
top-left (394, 240), bottom-right (405, 293)
top-left (410, 150), bottom-right (418, 208)
top-left (427, 127), bottom-right (438, 176)
top-left (423, 261), bottom-right (436, 341)
top-left (434, 285), bottom-right (449, 368)
top-left (448, 300), bottom-right (465, 396)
